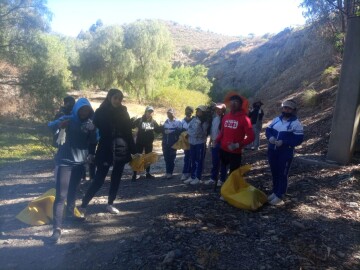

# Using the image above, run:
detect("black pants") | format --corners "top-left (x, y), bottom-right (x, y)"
top-left (81, 160), bottom-right (125, 207)
top-left (134, 141), bottom-right (153, 174)
top-left (53, 165), bottom-right (84, 229)
top-left (219, 149), bottom-right (242, 176)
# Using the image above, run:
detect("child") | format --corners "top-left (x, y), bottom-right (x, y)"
top-left (204, 103), bottom-right (226, 186)
top-left (81, 89), bottom-right (135, 214)
top-left (183, 105), bottom-right (209, 185)
top-left (48, 98), bottom-right (97, 244)
top-left (162, 108), bottom-right (182, 179)
top-left (180, 106), bottom-right (194, 180)
top-left (132, 105), bottom-right (161, 180)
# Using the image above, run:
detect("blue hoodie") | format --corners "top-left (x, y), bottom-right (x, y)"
top-left (50, 98), bottom-right (97, 166)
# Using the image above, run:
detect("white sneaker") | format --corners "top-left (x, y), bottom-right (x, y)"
top-left (267, 193), bottom-right (276, 202)
top-left (217, 180), bottom-right (223, 187)
top-left (269, 196), bottom-right (284, 206)
top-left (183, 177), bottom-right (193, 184)
top-left (190, 178), bottom-right (201, 185)
top-left (180, 174), bottom-right (189, 181)
top-left (166, 173), bottom-right (172, 179)
top-left (106, 204), bottom-right (120, 214)
top-left (204, 179), bottom-right (215, 185)
top-left (219, 196), bottom-right (225, 201)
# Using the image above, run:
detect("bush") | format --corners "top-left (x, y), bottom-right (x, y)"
top-left (152, 86), bottom-right (210, 114)
top-left (302, 89), bottom-right (318, 107)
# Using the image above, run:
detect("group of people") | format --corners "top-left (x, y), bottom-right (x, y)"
top-left (48, 89), bottom-right (304, 243)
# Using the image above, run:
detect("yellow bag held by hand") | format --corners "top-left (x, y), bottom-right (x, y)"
top-left (220, 165), bottom-right (267, 211)
top-left (129, 152), bottom-right (159, 172)
top-left (172, 131), bottom-right (190, 150)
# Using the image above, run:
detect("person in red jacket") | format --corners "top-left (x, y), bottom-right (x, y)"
top-left (216, 94), bottom-right (255, 183)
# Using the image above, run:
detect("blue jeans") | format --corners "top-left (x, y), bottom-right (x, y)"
top-left (211, 144), bottom-right (220, 180)
top-left (162, 144), bottom-right (177, 174)
top-left (182, 149), bottom-right (191, 174)
top-left (190, 143), bottom-right (206, 180)
top-left (268, 148), bottom-right (293, 198)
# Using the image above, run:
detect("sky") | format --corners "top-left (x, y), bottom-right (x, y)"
top-left (47, 0), bottom-right (306, 37)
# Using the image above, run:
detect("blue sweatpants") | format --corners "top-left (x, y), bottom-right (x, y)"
top-left (162, 144), bottom-right (177, 174)
top-left (190, 143), bottom-right (206, 180)
top-left (267, 148), bottom-right (293, 198)
top-left (182, 149), bottom-right (191, 174)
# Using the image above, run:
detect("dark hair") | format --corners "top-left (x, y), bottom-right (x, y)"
top-left (185, 106), bottom-right (194, 113)
top-left (63, 96), bottom-right (75, 106)
top-left (100, 89), bottom-right (123, 108)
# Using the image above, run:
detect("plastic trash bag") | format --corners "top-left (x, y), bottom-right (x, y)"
top-left (172, 131), bottom-right (190, 150)
top-left (129, 152), bottom-right (159, 172)
top-left (220, 165), bottom-right (267, 210)
top-left (16, 188), bottom-right (82, 226)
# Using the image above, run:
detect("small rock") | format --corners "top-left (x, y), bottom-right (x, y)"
top-left (347, 202), bottom-right (359, 208)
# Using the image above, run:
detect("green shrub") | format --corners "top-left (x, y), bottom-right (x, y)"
top-left (152, 86), bottom-right (210, 113)
top-left (302, 89), bottom-right (318, 107)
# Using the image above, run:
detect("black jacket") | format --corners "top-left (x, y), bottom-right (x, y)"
top-left (133, 115), bottom-right (161, 145)
top-left (94, 104), bottom-right (135, 166)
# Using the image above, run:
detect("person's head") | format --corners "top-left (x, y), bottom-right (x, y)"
top-left (215, 103), bottom-right (226, 116)
top-left (73, 98), bottom-right (94, 122)
top-left (78, 105), bottom-right (93, 120)
top-left (100, 89), bottom-right (124, 108)
top-left (229, 95), bottom-right (243, 113)
top-left (184, 106), bottom-right (194, 118)
top-left (253, 100), bottom-right (263, 108)
top-left (167, 108), bottom-right (175, 120)
top-left (145, 106), bottom-right (154, 118)
top-left (281, 99), bottom-right (297, 118)
top-left (196, 105), bottom-right (207, 118)
top-left (63, 96), bottom-right (75, 112)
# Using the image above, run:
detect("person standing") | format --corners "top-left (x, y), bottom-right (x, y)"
top-left (248, 100), bottom-right (264, 150)
top-left (204, 103), bottom-right (226, 186)
top-left (131, 105), bottom-right (161, 180)
top-left (162, 108), bottom-right (182, 179)
top-left (216, 94), bottom-right (255, 184)
top-left (266, 99), bottom-right (304, 205)
top-left (183, 105), bottom-right (209, 185)
top-left (81, 89), bottom-right (135, 214)
top-left (180, 106), bottom-right (194, 181)
top-left (48, 98), bottom-right (97, 243)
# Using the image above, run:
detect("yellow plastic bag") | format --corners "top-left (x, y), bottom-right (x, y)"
top-left (16, 188), bottom-right (82, 226)
top-left (172, 131), bottom-right (190, 150)
top-left (220, 165), bottom-right (267, 210)
top-left (129, 152), bottom-right (159, 172)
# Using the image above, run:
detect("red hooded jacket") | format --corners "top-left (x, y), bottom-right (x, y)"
top-left (216, 110), bottom-right (255, 154)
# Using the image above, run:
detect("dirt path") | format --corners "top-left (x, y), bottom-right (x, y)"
top-left (0, 142), bottom-right (359, 269)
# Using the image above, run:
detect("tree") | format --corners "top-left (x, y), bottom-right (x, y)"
top-left (0, 0), bottom-right (51, 65)
top-left (124, 20), bottom-right (173, 99)
top-left (79, 25), bottom-right (135, 90)
top-left (20, 33), bottom-right (72, 120)
top-left (166, 65), bottom-right (212, 94)
top-left (300, 0), bottom-right (360, 33)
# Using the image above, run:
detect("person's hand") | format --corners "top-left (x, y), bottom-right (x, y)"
top-left (227, 142), bottom-right (240, 151)
top-left (131, 153), bottom-right (142, 159)
top-left (275, 140), bottom-right (283, 147)
top-left (269, 136), bottom-right (276, 144)
top-left (84, 120), bottom-right (95, 131)
top-left (59, 120), bottom-right (69, 129)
